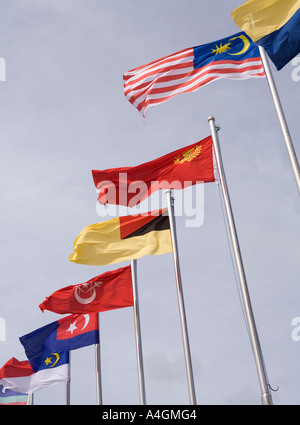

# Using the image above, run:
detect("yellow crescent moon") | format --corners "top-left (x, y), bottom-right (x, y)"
top-left (49, 352), bottom-right (60, 367)
top-left (228, 34), bottom-right (250, 56)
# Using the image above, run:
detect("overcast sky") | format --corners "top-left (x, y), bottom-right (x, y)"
top-left (0, 0), bottom-right (299, 405)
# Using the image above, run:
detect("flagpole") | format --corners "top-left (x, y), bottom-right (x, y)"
top-left (95, 313), bottom-right (103, 405)
top-left (208, 116), bottom-right (273, 406)
top-left (259, 46), bottom-right (300, 195)
top-left (165, 189), bottom-right (197, 405)
top-left (26, 392), bottom-right (34, 405)
top-left (66, 352), bottom-right (71, 405)
top-left (131, 259), bottom-right (146, 405)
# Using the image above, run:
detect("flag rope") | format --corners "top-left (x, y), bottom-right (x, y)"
top-left (214, 131), bottom-right (275, 396)
top-left (209, 116), bottom-right (272, 405)
top-left (215, 164), bottom-right (249, 332)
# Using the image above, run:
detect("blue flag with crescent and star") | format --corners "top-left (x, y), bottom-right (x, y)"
top-left (193, 31), bottom-right (262, 67)
top-left (20, 314), bottom-right (99, 372)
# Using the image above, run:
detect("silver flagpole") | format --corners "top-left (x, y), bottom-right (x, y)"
top-left (95, 313), bottom-right (103, 405)
top-left (259, 46), bottom-right (300, 195)
top-left (208, 116), bottom-right (273, 406)
top-left (131, 259), bottom-right (146, 405)
top-left (66, 352), bottom-right (71, 405)
top-left (165, 189), bottom-right (197, 405)
top-left (26, 392), bottom-right (34, 405)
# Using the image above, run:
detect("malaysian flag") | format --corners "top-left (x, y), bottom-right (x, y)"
top-left (124, 31), bottom-right (265, 117)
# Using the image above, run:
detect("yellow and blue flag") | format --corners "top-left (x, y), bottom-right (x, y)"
top-left (231, 0), bottom-right (300, 70)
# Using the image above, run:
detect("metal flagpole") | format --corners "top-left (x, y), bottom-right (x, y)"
top-left (131, 259), bottom-right (146, 405)
top-left (259, 46), bottom-right (300, 195)
top-left (66, 352), bottom-right (71, 405)
top-left (26, 392), bottom-right (34, 405)
top-left (165, 189), bottom-right (197, 405)
top-left (208, 116), bottom-right (273, 406)
top-left (95, 313), bottom-right (103, 405)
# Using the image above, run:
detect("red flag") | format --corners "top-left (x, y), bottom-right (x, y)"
top-left (0, 358), bottom-right (33, 380)
top-left (39, 265), bottom-right (133, 314)
top-left (0, 358), bottom-right (32, 403)
top-left (92, 136), bottom-right (215, 207)
top-left (56, 314), bottom-right (99, 341)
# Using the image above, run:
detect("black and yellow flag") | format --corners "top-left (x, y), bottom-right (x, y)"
top-left (68, 209), bottom-right (172, 266)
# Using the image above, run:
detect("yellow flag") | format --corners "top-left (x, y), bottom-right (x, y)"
top-left (231, 0), bottom-right (300, 70)
top-left (231, 0), bottom-right (300, 42)
top-left (68, 209), bottom-right (172, 266)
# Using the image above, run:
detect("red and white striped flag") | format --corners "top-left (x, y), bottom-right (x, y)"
top-left (123, 32), bottom-right (264, 117)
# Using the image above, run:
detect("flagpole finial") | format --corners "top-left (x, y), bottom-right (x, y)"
top-left (208, 116), bottom-right (221, 131)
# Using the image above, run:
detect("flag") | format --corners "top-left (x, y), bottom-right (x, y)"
top-left (123, 31), bottom-right (264, 116)
top-left (0, 358), bottom-right (31, 401)
top-left (39, 265), bottom-right (134, 314)
top-left (0, 385), bottom-right (28, 405)
top-left (231, 0), bottom-right (300, 70)
top-left (68, 208), bottom-right (172, 266)
top-left (92, 136), bottom-right (215, 207)
top-left (20, 314), bottom-right (99, 372)
top-left (0, 355), bottom-right (68, 395)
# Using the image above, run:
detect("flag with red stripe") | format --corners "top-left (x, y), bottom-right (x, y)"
top-left (124, 31), bottom-right (264, 117)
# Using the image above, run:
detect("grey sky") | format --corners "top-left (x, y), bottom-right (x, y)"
top-left (0, 0), bottom-right (299, 405)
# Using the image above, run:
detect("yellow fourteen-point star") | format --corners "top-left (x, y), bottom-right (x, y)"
top-left (211, 42), bottom-right (232, 55)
